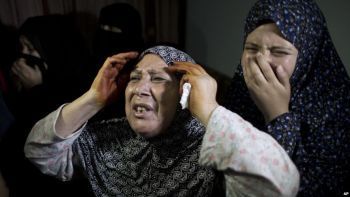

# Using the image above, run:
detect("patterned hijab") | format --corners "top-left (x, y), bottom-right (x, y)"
top-left (224, 0), bottom-right (350, 195)
top-left (226, 0), bottom-right (350, 134)
top-left (74, 46), bottom-right (220, 196)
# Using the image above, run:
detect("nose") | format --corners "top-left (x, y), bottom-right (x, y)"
top-left (257, 48), bottom-right (270, 57)
top-left (256, 49), bottom-right (272, 62)
top-left (133, 80), bottom-right (151, 97)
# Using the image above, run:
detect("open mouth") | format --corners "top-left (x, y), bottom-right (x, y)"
top-left (132, 103), bottom-right (153, 116)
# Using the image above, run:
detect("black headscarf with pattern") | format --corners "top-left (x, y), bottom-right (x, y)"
top-left (74, 46), bottom-right (221, 196)
top-left (224, 0), bottom-right (350, 195)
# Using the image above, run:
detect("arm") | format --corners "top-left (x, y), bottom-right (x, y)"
top-left (24, 52), bottom-right (138, 180)
top-left (169, 62), bottom-right (299, 196)
top-left (24, 105), bottom-right (84, 181)
top-left (56, 52), bottom-right (138, 137)
top-left (200, 106), bottom-right (299, 196)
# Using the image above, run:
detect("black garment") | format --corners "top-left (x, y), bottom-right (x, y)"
top-left (93, 3), bottom-right (144, 63)
top-left (88, 3), bottom-right (145, 122)
top-left (0, 15), bottom-right (93, 197)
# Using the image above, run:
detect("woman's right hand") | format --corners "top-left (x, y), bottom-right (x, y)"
top-left (89, 52), bottom-right (138, 108)
top-left (242, 54), bottom-right (291, 123)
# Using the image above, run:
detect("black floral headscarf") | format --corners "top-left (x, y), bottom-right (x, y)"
top-left (224, 0), bottom-right (350, 195)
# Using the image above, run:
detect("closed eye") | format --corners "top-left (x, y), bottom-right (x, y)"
top-left (129, 74), bottom-right (141, 81)
top-left (244, 46), bottom-right (258, 53)
top-left (271, 50), bottom-right (290, 56)
top-left (151, 76), bottom-right (166, 82)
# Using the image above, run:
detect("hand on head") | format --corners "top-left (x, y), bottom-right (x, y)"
top-left (168, 62), bottom-right (219, 126)
top-left (89, 51), bottom-right (138, 107)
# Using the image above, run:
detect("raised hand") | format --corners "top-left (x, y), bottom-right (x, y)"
top-left (90, 52), bottom-right (139, 107)
top-left (168, 62), bottom-right (218, 126)
top-left (11, 58), bottom-right (43, 91)
top-left (242, 54), bottom-right (291, 122)
top-left (55, 51), bottom-right (138, 137)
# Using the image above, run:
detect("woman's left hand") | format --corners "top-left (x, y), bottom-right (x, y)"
top-left (168, 62), bottom-right (219, 126)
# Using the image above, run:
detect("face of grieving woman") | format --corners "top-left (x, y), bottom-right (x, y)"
top-left (125, 54), bottom-right (180, 138)
top-left (242, 23), bottom-right (298, 79)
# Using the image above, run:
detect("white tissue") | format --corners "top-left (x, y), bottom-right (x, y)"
top-left (180, 83), bottom-right (191, 109)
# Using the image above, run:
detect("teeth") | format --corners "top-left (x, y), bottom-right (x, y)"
top-left (136, 106), bottom-right (146, 113)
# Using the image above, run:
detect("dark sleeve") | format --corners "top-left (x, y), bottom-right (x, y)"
top-left (267, 111), bottom-right (350, 195)
top-left (0, 92), bottom-right (14, 138)
top-left (265, 112), bottom-right (301, 156)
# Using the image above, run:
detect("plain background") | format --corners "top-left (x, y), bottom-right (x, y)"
top-left (185, 0), bottom-right (350, 77)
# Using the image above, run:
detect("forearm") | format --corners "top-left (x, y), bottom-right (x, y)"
top-left (24, 106), bottom-right (84, 181)
top-left (199, 106), bottom-right (299, 197)
top-left (56, 90), bottom-right (102, 138)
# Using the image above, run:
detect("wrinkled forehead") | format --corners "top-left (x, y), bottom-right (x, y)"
top-left (139, 45), bottom-right (195, 65)
top-left (135, 54), bottom-right (168, 70)
top-left (132, 54), bottom-right (177, 80)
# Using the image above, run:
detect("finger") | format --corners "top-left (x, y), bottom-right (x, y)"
top-left (246, 57), bottom-right (267, 85)
top-left (242, 57), bottom-right (254, 82)
top-left (107, 52), bottom-right (138, 71)
top-left (12, 61), bottom-right (26, 75)
top-left (174, 61), bottom-right (207, 73)
top-left (256, 54), bottom-right (276, 82)
top-left (179, 61), bottom-right (207, 73)
top-left (100, 57), bottom-right (125, 72)
top-left (168, 62), bottom-right (205, 76)
top-left (242, 57), bottom-right (249, 82)
top-left (275, 65), bottom-right (290, 88)
top-left (11, 65), bottom-right (20, 76)
top-left (178, 74), bottom-right (190, 95)
top-left (110, 51), bottom-right (139, 62)
top-left (107, 57), bottom-right (127, 68)
top-left (18, 62), bottom-right (36, 72)
top-left (34, 65), bottom-right (41, 72)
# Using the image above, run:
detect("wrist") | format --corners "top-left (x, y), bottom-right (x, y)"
top-left (82, 90), bottom-right (105, 112)
top-left (198, 102), bottom-right (219, 127)
top-left (264, 108), bottom-right (289, 123)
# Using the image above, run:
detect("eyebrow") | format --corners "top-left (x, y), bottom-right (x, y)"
top-left (244, 42), bottom-right (259, 47)
top-left (245, 42), bottom-right (294, 51)
top-left (130, 70), bottom-right (142, 75)
top-left (131, 68), bottom-right (165, 75)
